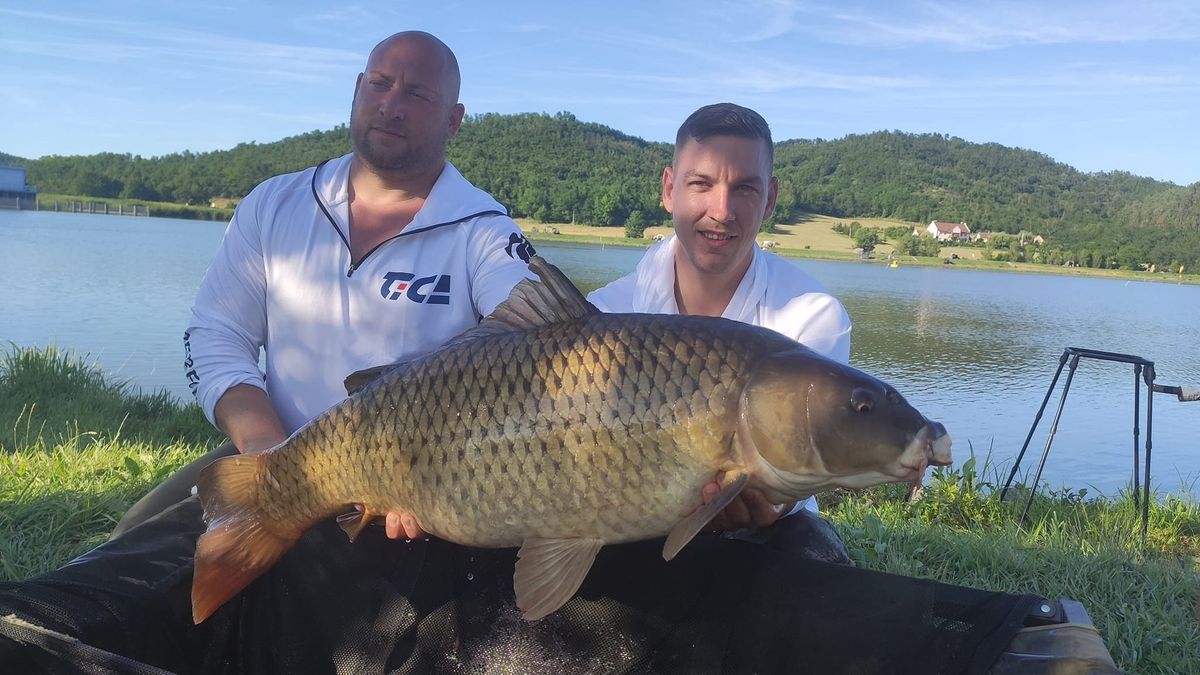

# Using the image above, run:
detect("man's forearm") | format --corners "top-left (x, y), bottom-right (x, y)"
top-left (213, 384), bottom-right (288, 454)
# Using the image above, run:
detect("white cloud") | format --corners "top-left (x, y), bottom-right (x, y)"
top-left (805, 0), bottom-right (1200, 50)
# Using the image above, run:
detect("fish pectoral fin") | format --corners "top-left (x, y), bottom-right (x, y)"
top-left (662, 471), bottom-right (751, 561)
top-left (514, 537), bottom-right (604, 621)
top-left (335, 508), bottom-right (379, 542)
top-left (192, 455), bottom-right (301, 624)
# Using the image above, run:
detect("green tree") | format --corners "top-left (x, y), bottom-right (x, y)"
top-left (624, 211), bottom-right (648, 239)
top-left (70, 171), bottom-right (122, 198)
top-left (896, 234), bottom-right (941, 257)
top-left (854, 229), bottom-right (882, 256)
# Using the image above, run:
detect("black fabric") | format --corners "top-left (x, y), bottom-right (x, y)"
top-left (1, 498), bottom-right (1039, 674)
top-left (725, 508), bottom-right (854, 565)
top-left (110, 443), bottom-right (238, 539)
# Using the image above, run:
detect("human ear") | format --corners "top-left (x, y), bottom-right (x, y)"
top-left (661, 166), bottom-right (676, 213)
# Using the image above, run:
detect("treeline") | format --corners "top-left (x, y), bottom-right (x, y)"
top-left (16, 128), bottom-right (353, 206)
top-left (450, 113), bottom-right (670, 227)
top-left (5, 114), bottom-right (1199, 269)
top-left (772, 132), bottom-right (1175, 228)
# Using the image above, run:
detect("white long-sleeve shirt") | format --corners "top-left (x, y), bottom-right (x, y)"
top-left (588, 235), bottom-right (851, 362)
top-left (587, 234), bottom-right (853, 514)
top-left (185, 153), bottom-right (536, 434)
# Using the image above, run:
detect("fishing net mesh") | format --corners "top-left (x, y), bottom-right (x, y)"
top-left (1, 497), bottom-right (1112, 674)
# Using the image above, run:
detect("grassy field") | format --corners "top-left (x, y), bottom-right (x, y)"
top-left (518, 213), bottom-right (902, 260)
top-left (522, 215), bottom-right (1200, 285)
top-left (1, 346), bottom-right (1197, 672)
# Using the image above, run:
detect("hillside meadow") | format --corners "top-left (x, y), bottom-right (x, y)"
top-left (521, 215), bottom-right (1200, 283)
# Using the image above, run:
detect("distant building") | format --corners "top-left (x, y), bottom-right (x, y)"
top-left (0, 166), bottom-right (37, 210)
top-left (915, 220), bottom-right (972, 242)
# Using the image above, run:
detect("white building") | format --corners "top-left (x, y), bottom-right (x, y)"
top-left (915, 220), bottom-right (972, 242)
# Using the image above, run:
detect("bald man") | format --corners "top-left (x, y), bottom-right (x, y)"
top-left (114, 32), bottom-right (538, 535)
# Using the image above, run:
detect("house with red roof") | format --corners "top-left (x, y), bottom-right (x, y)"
top-left (914, 220), bottom-right (973, 242)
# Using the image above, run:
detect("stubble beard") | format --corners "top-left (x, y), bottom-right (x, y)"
top-left (351, 123), bottom-right (443, 175)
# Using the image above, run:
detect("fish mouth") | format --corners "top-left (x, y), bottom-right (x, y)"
top-left (897, 422), bottom-right (953, 482)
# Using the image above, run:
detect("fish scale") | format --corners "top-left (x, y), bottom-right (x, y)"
top-left (266, 315), bottom-right (762, 548)
top-left (191, 256), bottom-right (952, 624)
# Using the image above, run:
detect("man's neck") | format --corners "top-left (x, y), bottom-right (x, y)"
top-left (349, 156), bottom-right (444, 205)
top-left (346, 157), bottom-right (446, 262)
top-left (672, 257), bottom-right (750, 318)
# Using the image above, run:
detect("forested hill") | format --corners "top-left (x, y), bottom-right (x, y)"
top-left (449, 113), bottom-right (670, 225)
top-left (7, 112), bottom-right (1199, 267)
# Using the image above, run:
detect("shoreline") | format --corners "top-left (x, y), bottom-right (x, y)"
top-left (9, 205), bottom-right (1196, 286)
top-left (523, 226), bottom-right (1200, 286)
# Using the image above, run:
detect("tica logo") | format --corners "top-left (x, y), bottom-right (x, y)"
top-left (380, 272), bottom-right (452, 305)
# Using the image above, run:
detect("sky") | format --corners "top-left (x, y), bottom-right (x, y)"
top-left (2, 1), bottom-right (1198, 186)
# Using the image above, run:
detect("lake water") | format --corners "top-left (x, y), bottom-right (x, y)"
top-left (2, 210), bottom-right (1198, 497)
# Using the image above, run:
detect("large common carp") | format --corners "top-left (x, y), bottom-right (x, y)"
top-left (192, 256), bottom-right (951, 624)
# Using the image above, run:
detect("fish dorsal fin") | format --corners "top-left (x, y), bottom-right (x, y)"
top-left (513, 537), bottom-right (605, 621)
top-left (662, 470), bottom-right (750, 561)
top-left (492, 255), bottom-right (596, 328)
top-left (445, 255), bottom-right (598, 350)
top-left (344, 364), bottom-right (397, 396)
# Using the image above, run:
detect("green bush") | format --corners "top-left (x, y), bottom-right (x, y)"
top-left (623, 211), bottom-right (648, 239)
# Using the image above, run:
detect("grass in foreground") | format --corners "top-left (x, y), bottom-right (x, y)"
top-left (2, 346), bottom-right (1197, 672)
top-left (1, 345), bottom-right (218, 577)
top-left (825, 453), bottom-right (1200, 674)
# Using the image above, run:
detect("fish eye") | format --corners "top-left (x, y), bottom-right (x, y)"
top-left (850, 387), bottom-right (876, 414)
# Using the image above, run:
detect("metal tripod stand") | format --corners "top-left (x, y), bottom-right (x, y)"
top-left (999, 347), bottom-right (1197, 538)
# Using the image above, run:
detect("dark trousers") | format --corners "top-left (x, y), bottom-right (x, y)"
top-left (110, 442), bottom-right (239, 539)
top-left (2, 494), bottom-right (1047, 674)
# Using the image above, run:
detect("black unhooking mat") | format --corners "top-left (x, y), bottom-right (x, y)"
top-left (0, 497), bottom-right (1039, 674)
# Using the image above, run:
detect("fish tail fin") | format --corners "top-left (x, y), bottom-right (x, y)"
top-left (192, 454), bottom-right (300, 624)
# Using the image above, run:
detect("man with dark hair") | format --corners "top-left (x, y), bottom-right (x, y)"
top-left (590, 103), bottom-right (852, 535)
top-left (675, 102), bottom-right (775, 164)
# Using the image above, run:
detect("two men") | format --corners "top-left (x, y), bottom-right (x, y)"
top-left (1, 30), bottom-right (861, 674)
top-left (129, 38), bottom-right (850, 546)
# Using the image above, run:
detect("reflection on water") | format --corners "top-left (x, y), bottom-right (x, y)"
top-left (2, 213), bottom-right (1197, 496)
top-left (1, 210), bottom-right (227, 404)
top-left (819, 262), bottom-right (1200, 499)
